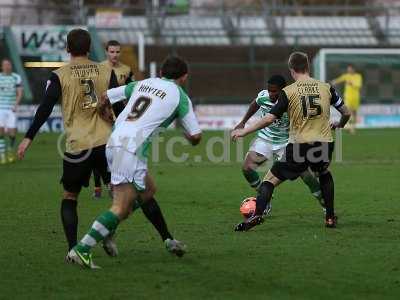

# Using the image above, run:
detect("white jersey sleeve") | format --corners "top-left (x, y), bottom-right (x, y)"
top-left (180, 99), bottom-right (201, 135)
top-left (176, 88), bottom-right (201, 135)
top-left (107, 85), bottom-right (127, 104)
top-left (14, 73), bottom-right (22, 87)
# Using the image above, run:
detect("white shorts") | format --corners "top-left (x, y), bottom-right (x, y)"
top-left (106, 147), bottom-right (147, 191)
top-left (248, 137), bottom-right (287, 161)
top-left (0, 109), bottom-right (17, 129)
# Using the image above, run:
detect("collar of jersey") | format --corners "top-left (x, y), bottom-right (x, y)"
top-left (161, 77), bottom-right (175, 82)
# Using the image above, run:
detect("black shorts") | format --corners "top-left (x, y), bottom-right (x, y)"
top-left (61, 145), bottom-right (111, 194)
top-left (271, 142), bottom-right (334, 181)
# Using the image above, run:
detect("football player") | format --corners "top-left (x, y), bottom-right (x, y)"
top-left (234, 75), bottom-right (325, 213)
top-left (232, 52), bottom-right (351, 230)
top-left (0, 58), bottom-right (23, 164)
top-left (67, 56), bottom-right (202, 268)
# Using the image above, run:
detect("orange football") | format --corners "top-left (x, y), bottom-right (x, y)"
top-left (240, 197), bottom-right (256, 218)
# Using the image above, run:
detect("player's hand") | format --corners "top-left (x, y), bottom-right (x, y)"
top-left (99, 92), bottom-right (111, 106)
top-left (231, 128), bottom-right (246, 141)
top-left (12, 104), bottom-right (18, 113)
top-left (17, 138), bottom-right (32, 160)
top-left (233, 122), bottom-right (245, 130)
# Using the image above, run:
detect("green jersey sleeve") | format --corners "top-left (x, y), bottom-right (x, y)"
top-left (177, 86), bottom-right (190, 118)
top-left (124, 81), bottom-right (138, 99)
top-left (255, 90), bottom-right (270, 106)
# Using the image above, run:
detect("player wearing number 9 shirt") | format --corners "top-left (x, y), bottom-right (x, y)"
top-left (17, 29), bottom-right (119, 253)
top-left (231, 52), bottom-right (351, 230)
top-left (67, 56), bottom-right (202, 268)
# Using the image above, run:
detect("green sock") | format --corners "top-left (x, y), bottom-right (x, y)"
top-left (242, 169), bottom-right (261, 188)
top-left (76, 211), bottom-right (120, 253)
top-left (8, 136), bottom-right (16, 150)
top-left (301, 173), bottom-right (322, 200)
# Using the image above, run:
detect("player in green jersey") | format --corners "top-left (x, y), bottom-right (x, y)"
top-left (0, 58), bottom-right (23, 164)
top-left (234, 75), bottom-right (325, 213)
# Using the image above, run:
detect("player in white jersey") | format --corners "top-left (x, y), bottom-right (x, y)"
top-left (67, 56), bottom-right (202, 268)
top-left (234, 75), bottom-right (325, 212)
top-left (0, 59), bottom-right (23, 164)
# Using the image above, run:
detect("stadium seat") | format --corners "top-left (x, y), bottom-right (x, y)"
top-left (282, 16), bottom-right (378, 46)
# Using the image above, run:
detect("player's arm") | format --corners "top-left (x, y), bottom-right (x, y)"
top-left (330, 74), bottom-right (346, 86)
top-left (98, 70), bottom-right (121, 122)
top-left (17, 73), bottom-right (61, 159)
top-left (329, 86), bottom-right (351, 129)
top-left (233, 99), bottom-right (260, 130)
top-left (231, 91), bottom-right (288, 140)
top-left (14, 75), bottom-right (23, 112)
top-left (179, 98), bottom-right (202, 146)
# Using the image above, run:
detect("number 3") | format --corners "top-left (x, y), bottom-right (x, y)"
top-left (81, 79), bottom-right (98, 109)
top-left (126, 97), bottom-right (152, 121)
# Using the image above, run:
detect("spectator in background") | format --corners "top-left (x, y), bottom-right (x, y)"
top-left (0, 58), bottom-right (23, 164)
top-left (331, 64), bottom-right (363, 135)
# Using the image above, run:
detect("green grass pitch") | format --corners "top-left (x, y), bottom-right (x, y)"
top-left (0, 129), bottom-right (399, 299)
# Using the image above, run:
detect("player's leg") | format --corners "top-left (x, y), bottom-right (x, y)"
top-left (299, 169), bottom-right (325, 209)
top-left (235, 170), bottom-right (282, 232)
top-left (318, 169), bottom-right (336, 227)
top-left (138, 174), bottom-right (186, 256)
top-left (243, 138), bottom-right (269, 189)
top-left (70, 183), bottom-right (138, 268)
top-left (139, 174), bottom-right (172, 241)
top-left (6, 110), bottom-right (17, 162)
top-left (0, 111), bottom-right (7, 164)
top-left (60, 150), bottom-right (92, 251)
top-left (309, 142), bottom-right (336, 227)
top-left (92, 169), bottom-right (102, 199)
top-left (235, 143), bottom-right (307, 231)
top-left (0, 127), bottom-right (6, 164)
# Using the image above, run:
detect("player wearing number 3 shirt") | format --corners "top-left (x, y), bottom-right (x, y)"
top-left (17, 29), bottom-right (119, 254)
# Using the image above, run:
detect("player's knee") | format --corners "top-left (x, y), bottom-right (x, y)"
top-left (242, 163), bottom-right (254, 173)
top-left (263, 171), bottom-right (281, 186)
top-left (110, 203), bottom-right (130, 220)
top-left (242, 158), bottom-right (257, 173)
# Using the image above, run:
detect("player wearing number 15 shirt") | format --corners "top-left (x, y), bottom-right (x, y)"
top-left (232, 52), bottom-right (351, 231)
top-left (17, 29), bottom-right (118, 253)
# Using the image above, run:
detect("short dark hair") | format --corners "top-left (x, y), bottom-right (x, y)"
top-left (267, 75), bottom-right (286, 89)
top-left (160, 56), bottom-right (188, 80)
top-left (288, 51), bottom-right (310, 73)
top-left (106, 40), bottom-right (121, 50)
top-left (1, 58), bottom-right (11, 64)
top-left (67, 29), bottom-right (91, 56)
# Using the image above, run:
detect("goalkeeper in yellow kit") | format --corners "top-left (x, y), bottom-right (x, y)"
top-left (331, 64), bottom-right (362, 134)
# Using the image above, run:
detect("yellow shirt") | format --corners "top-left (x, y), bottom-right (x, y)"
top-left (333, 73), bottom-right (362, 102)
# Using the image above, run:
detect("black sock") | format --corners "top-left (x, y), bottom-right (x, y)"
top-left (319, 171), bottom-right (334, 218)
top-left (255, 181), bottom-right (275, 215)
top-left (9, 136), bottom-right (16, 148)
top-left (61, 199), bottom-right (78, 250)
top-left (140, 197), bottom-right (173, 241)
top-left (93, 170), bottom-right (102, 188)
